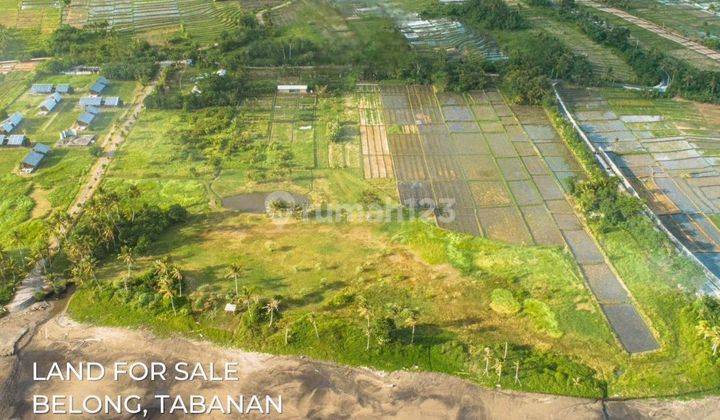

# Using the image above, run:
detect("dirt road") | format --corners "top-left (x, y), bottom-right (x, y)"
top-left (1, 304), bottom-right (719, 419)
top-left (580, 0), bottom-right (720, 64)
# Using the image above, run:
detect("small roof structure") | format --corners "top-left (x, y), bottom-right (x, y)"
top-left (85, 105), bottom-right (101, 115)
top-left (103, 96), bottom-right (120, 107)
top-left (90, 76), bottom-right (109, 94)
top-left (77, 112), bottom-right (96, 126)
top-left (0, 134), bottom-right (6, 145)
top-left (79, 97), bottom-right (102, 107)
top-left (50, 92), bottom-right (62, 102)
top-left (39, 97), bottom-right (59, 112)
top-left (55, 84), bottom-right (72, 94)
top-left (277, 84), bottom-right (309, 93)
top-left (1, 112), bottom-right (23, 133)
top-left (216, 69), bottom-right (227, 77)
top-left (7, 134), bottom-right (28, 146)
top-left (22, 151), bottom-right (45, 170)
top-left (33, 143), bottom-right (51, 155)
top-left (31, 84), bottom-right (54, 94)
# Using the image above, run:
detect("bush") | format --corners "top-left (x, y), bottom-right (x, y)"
top-left (490, 288), bottom-right (521, 315)
top-left (524, 299), bottom-right (563, 338)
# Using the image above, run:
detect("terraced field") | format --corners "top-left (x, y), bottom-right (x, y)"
top-left (528, 14), bottom-right (637, 83)
top-left (361, 84), bottom-right (659, 353)
top-left (558, 85), bottom-right (720, 295)
top-left (62, 0), bottom-right (248, 43)
top-left (0, 0), bottom-right (61, 32)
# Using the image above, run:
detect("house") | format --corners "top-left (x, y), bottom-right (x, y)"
top-left (76, 112), bottom-right (96, 129)
top-left (7, 134), bottom-right (29, 147)
top-left (1, 112), bottom-right (23, 134)
top-left (103, 96), bottom-right (120, 107)
top-left (20, 151), bottom-right (46, 173)
top-left (63, 66), bottom-right (100, 75)
top-left (79, 96), bottom-right (103, 107)
top-left (33, 143), bottom-right (51, 155)
top-left (0, 135), bottom-right (5, 145)
top-left (39, 93), bottom-right (62, 113)
top-left (85, 105), bottom-right (101, 115)
top-left (277, 85), bottom-right (309, 94)
top-left (90, 76), bottom-right (109, 94)
top-left (31, 84), bottom-right (54, 94)
top-left (55, 84), bottom-right (72, 94)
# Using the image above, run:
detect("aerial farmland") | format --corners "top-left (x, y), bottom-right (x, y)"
top-left (1, 0), bottom-right (720, 417)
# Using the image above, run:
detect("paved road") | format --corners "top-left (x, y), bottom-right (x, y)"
top-left (581, 0), bottom-right (720, 64)
top-left (5, 79), bottom-right (158, 312)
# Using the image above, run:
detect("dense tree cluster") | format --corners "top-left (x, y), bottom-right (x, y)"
top-left (59, 188), bottom-right (188, 272)
top-left (440, 0), bottom-right (527, 30)
top-left (41, 24), bottom-right (160, 82)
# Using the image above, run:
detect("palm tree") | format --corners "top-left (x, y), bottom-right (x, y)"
top-left (402, 307), bottom-right (420, 344)
top-left (225, 262), bottom-right (243, 296)
top-left (157, 276), bottom-right (177, 315)
top-left (307, 312), bottom-right (319, 339)
top-left (697, 320), bottom-right (720, 355)
top-left (357, 297), bottom-right (372, 351)
top-left (118, 246), bottom-right (135, 292)
top-left (169, 266), bottom-right (183, 297)
top-left (264, 298), bottom-right (280, 327)
top-left (71, 257), bottom-right (97, 287)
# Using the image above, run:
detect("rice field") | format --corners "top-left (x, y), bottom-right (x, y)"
top-left (528, 14), bottom-right (637, 83)
top-left (61, 0), bottom-right (249, 43)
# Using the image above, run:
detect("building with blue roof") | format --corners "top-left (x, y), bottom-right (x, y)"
top-left (79, 97), bottom-right (103, 107)
top-left (55, 84), bottom-right (72, 94)
top-left (21, 151), bottom-right (46, 173)
top-left (7, 134), bottom-right (29, 147)
top-left (31, 84), bottom-right (54, 94)
top-left (0, 112), bottom-right (23, 134)
top-left (33, 143), bottom-right (51, 155)
top-left (76, 112), bottom-right (96, 128)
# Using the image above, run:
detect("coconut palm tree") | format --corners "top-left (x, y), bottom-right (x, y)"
top-left (157, 276), bottom-right (177, 315)
top-left (225, 262), bottom-right (243, 296)
top-left (118, 246), bottom-right (135, 292)
top-left (698, 320), bottom-right (720, 355)
top-left (357, 297), bottom-right (372, 351)
top-left (307, 312), bottom-right (320, 339)
top-left (264, 298), bottom-right (280, 327)
top-left (169, 265), bottom-right (184, 297)
top-left (71, 257), bottom-right (97, 287)
top-left (402, 307), bottom-right (420, 344)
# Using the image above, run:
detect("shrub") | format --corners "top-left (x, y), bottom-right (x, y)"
top-left (524, 299), bottom-right (563, 338)
top-left (490, 288), bottom-right (521, 315)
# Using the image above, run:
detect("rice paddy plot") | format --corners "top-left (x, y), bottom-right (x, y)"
top-left (559, 85), bottom-right (720, 293)
top-left (530, 15), bottom-right (637, 84)
top-left (62, 0), bottom-right (246, 43)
